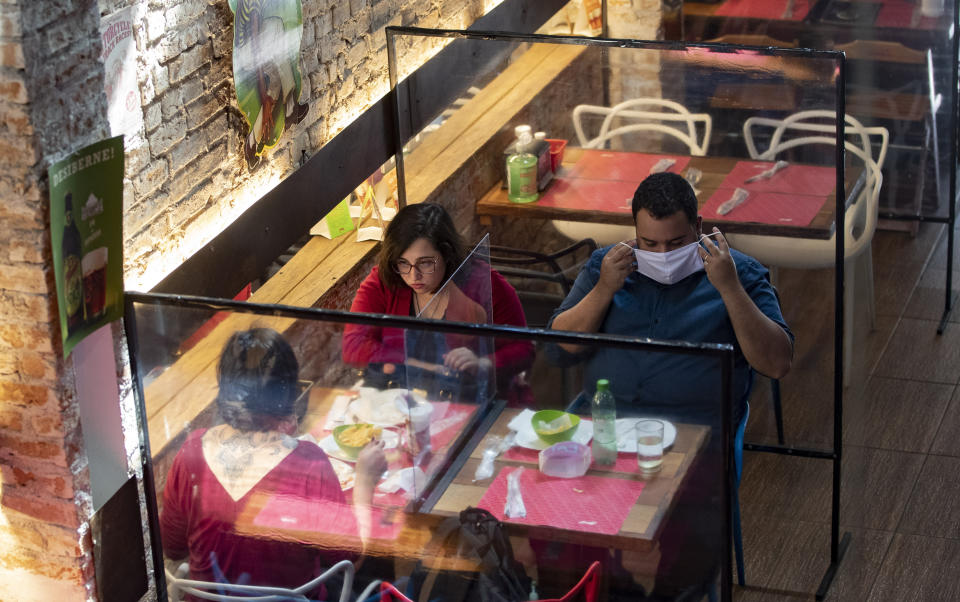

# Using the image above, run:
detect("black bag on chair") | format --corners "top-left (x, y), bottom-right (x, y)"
top-left (409, 507), bottom-right (531, 602)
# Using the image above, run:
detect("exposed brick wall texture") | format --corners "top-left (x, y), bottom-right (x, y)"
top-left (113, 0), bottom-right (506, 292)
top-left (0, 0), bottom-right (110, 599)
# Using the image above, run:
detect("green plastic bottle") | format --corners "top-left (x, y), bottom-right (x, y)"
top-left (507, 131), bottom-right (539, 203)
top-left (591, 379), bottom-right (617, 465)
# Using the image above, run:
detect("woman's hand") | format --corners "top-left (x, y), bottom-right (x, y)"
top-left (353, 440), bottom-right (387, 505)
top-left (443, 347), bottom-right (491, 375)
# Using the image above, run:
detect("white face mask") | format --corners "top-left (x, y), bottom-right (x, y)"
top-left (623, 232), bottom-right (720, 285)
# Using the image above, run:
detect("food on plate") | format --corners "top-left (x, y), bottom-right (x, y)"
top-left (338, 423), bottom-right (381, 447)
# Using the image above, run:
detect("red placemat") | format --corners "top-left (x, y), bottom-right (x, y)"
top-left (252, 495), bottom-right (404, 541)
top-left (719, 161), bottom-right (837, 197)
top-left (713, 0), bottom-right (811, 20)
top-left (567, 150), bottom-right (689, 183)
top-left (502, 446), bottom-right (640, 473)
top-left (875, 1), bottom-right (938, 29)
top-left (537, 178), bottom-right (638, 214)
top-left (477, 468), bottom-right (645, 535)
top-left (702, 188), bottom-right (827, 226)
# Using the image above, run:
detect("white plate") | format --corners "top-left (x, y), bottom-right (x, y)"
top-left (615, 418), bottom-right (677, 452)
top-left (318, 429), bottom-right (399, 463)
top-left (515, 420), bottom-right (594, 451)
top-left (348, 388), bottom-right (426, 426)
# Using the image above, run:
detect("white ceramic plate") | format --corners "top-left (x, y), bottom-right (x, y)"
top-left (318, 429), bottom-right (399, 463)
top-left (615, 418), bottom-right (677, 452)
top-left (515, 420), bottom-right (594, 451)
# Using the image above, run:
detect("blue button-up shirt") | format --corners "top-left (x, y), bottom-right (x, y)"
top-left (547, 245), bottom-right (792, 426)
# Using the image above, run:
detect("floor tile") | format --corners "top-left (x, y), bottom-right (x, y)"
top-left (868, 534), bottom-right (960, 601)
top-left (897, 455), bottom-right (960, 539)
top-left (839, 446), bottom-right (925, 532)
top-left (844, 377), bottom-right (954, 453)
top-left (929, 228), bottom-right (960, 271)
top-left (872, 223), bottom-right (944, 268)
top-left (740, 453), bottom-right (832, 524)
top-left (873, 318), bottom-right (960, 384)
top-left (930, 387), bottom-right (960, 457)
top-left (872, 260), bottom-right (923, 318)
top-left (902, 267), bottom-right (960, 323)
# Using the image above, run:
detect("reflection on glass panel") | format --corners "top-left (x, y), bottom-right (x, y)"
top-left (129, 295), bottom-right (734, 600)
top-left (682, 0), bottom-right (957, 220)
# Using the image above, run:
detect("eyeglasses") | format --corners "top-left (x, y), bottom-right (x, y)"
top-left (393, 257), bottom-right (439, 275)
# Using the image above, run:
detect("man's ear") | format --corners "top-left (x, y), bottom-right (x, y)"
top-left (695, 215), bottom-right (703, 237)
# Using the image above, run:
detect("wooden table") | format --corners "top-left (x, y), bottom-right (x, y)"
top-left (430, 408), bottom-right (709, 553)
top-left (477, 148), bottom-right (863, 240)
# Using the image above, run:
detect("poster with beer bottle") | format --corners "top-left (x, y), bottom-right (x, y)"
top-left (49, 136), bottom-right (124, 357)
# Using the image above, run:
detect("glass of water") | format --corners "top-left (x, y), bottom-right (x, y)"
top-left (635, 419), bottom-right (664, 475)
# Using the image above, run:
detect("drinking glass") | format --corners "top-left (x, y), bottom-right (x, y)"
top-left (636, 419), bottom-right (664, 475)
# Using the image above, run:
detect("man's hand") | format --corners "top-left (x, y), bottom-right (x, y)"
top-left (354, 440), bottom-right (387, 504)
top-left (598, 242), bottom-right (636, 295)
top-left (699, 228), bottom-right (740, 295)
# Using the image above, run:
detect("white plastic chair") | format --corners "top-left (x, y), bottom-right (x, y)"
top-left (557, 99), bottom-right (713, 246)
top-left (165, 559), bottom-right (355, 602)
top-left (727, 110), bottom-right (889, 386)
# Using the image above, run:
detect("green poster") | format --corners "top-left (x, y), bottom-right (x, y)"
top-left (229, 0), bottom-right (308, 170)
top-left (49, 136), bottom-right (125, 357)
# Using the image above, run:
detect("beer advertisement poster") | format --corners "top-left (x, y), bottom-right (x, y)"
top-left (49, 136), bottom-right (124, 357)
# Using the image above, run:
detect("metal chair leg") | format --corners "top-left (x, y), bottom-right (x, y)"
top-left (771, 378), bottom-right (784, 445)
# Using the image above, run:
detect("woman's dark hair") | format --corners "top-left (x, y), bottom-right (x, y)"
top-left (377, 203), bottom-right (465, 290)
top-left (216, 328), bottom-right (301, 432)
top-left (631, 172), bottom-right (698, 225)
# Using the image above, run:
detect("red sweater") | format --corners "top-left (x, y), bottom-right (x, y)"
top-left (161, 430), bottom-right (356, 595)
top-left (342, 266), bottom-right (534, 382)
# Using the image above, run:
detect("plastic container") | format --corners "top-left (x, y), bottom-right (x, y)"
top-left (546, 139), bottom-right (567, 173)
top-left (539, 441), bottom-right (591, 478)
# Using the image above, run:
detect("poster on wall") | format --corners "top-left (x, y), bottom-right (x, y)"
top-left (229, 0), bottom-right (309, 170)
top-left (100, 7), bottom-right (143, 141)
top-left (49, 136), bottom-right (125, 357)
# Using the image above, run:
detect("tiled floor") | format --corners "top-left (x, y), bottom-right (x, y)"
top-left (735, 222), bottom-right (960, 600)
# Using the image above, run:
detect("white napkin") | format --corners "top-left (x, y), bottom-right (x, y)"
top-left (323, 395), bottom-right (353, 430)
top-left (378, 467), bottom-right (427, 497)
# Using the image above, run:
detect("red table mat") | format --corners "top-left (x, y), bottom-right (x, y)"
top-left (875, 1), bottom-right (938, 29)
top-left (719, 161), bottom-right (837, 197)
top-left (713, 0), bottom-right (812, 20)
top-left (702, 188), bottom-right (827, 226)
top-left (477, 467), bottom-right (645, 535)
top-left (536, 178), bottom-right (639, 214)
top-left (502, 446), bottom-right (640, 474)
top-left (566, 150), bottom-right (690, 183)
top-left (251, 495), bottom-right (404, 541)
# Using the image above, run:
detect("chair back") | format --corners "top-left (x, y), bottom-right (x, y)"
top-left (538, 561), bottom-right (601, 602)
top-left (572, 98), bottom-right (712, 155)
top-left (164, 559), bottom-right (355, 602)
top-left (743, 111), bottom-right (888, 258)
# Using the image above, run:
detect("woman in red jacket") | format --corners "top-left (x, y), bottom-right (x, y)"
top-left (342, 203), bottom-right (534, 403)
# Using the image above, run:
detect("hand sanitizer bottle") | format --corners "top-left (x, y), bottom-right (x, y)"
top-left (507, 130), bottom-right (539, 203)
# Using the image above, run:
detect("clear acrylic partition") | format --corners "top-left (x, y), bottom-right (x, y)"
top-left (682, 0), bottom-right (958, 222)
top-left (404, 234), bottom-right (496, 405)
top-left (387, 29), bottom-right (844, 448)
top-left (126, 293), bottom-right (734, 601)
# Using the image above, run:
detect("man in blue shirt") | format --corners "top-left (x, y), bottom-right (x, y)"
top-left (549, 172), bottom-right (793, 425)
top-left (544, 172), bottom-right (794, 599)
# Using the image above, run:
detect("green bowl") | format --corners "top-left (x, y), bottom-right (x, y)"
top-left (531, 410), bottom-right (580, 444)
top-left (333, 423), bottom-right (376, 459)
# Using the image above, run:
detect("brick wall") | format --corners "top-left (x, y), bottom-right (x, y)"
top-left (113, 0), bottom-right (506, 293)
top-left (0, 0), bottom-right (109, 599)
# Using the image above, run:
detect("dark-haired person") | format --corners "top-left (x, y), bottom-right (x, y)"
top-left (550, 171), bottom-right (792, 425)
top-left (160, 328), bottom-right (386, 597)
top-left (342, 203), bottom-right (534, 401)
top-left (546, 172), bottom-right (793, 599)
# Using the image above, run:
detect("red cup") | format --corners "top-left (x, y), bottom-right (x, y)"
top-left (546, 139), bottom-right (567, 173)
